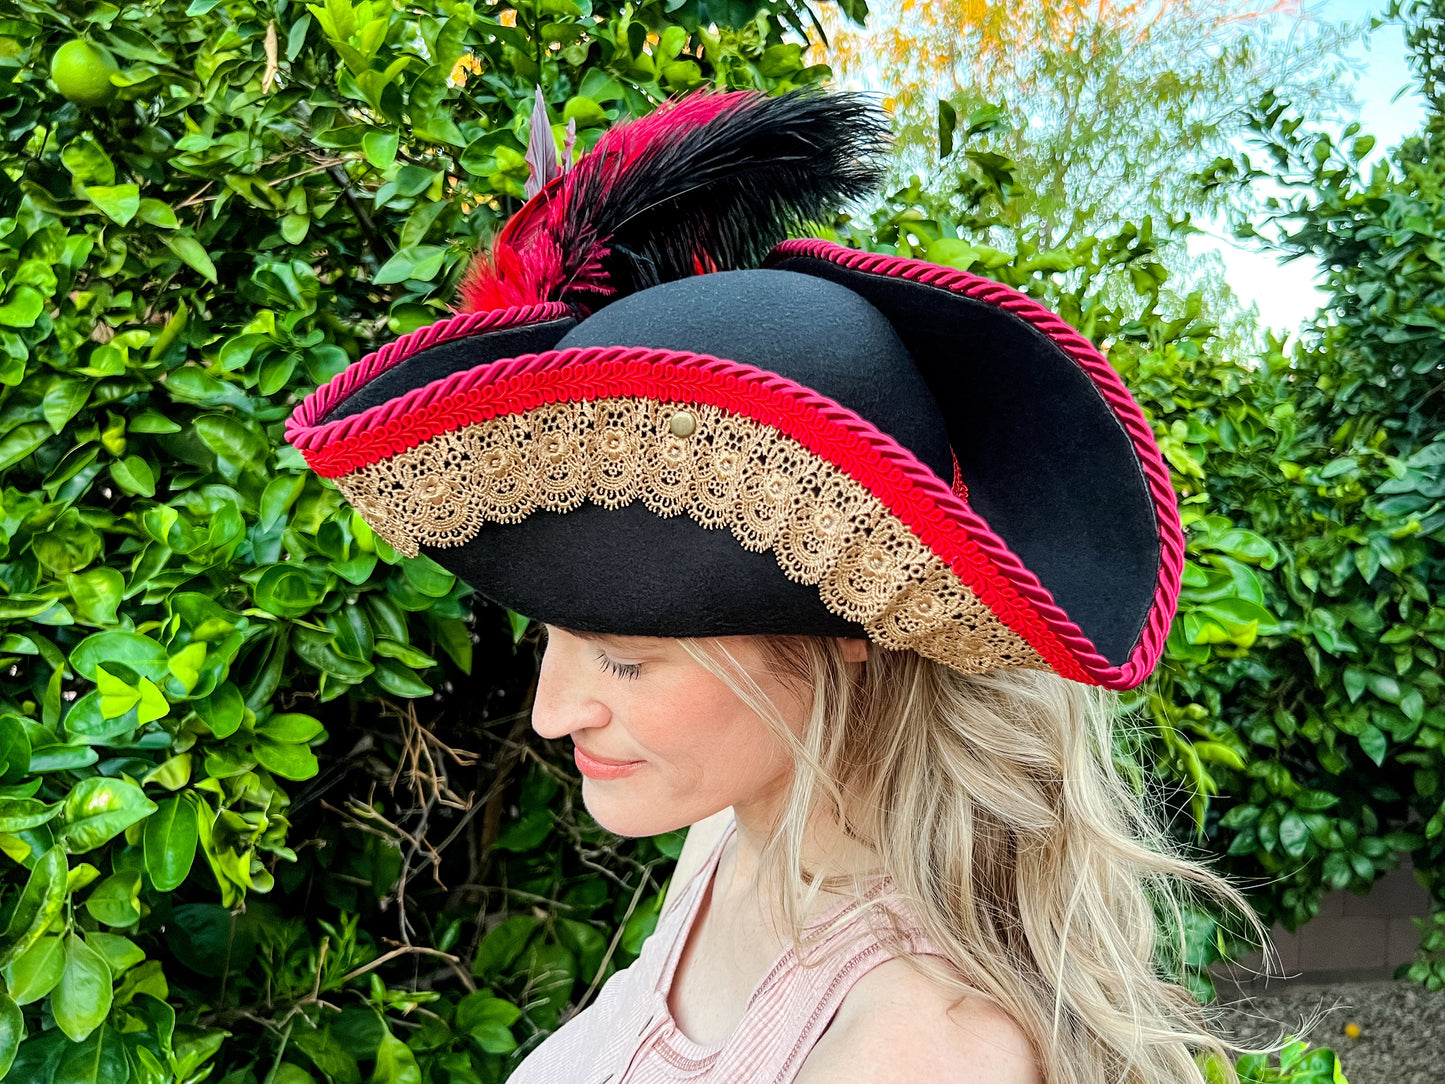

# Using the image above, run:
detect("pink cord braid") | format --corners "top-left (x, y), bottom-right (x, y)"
top-left (284, 301), bottom-right (572, 442)
top-left (767, 239), bottom-right (1185, 689)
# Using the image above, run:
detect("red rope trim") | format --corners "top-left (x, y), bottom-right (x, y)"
top-left (289, 346), bottom-right (1115, 686)
top-left (766, 238), bottom-right (1183, 690)
top-left (284, 302), bottom-right (572, 439)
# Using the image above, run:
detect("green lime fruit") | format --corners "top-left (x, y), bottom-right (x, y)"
top-left (50, 39), bottom-right (119, 107)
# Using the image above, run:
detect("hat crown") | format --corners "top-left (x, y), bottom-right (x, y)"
top-left (555, 270), bottom-right (955, 486)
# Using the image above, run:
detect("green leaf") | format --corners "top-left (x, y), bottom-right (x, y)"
top-left (0, 847), bottom-right (67, 968)
top-left (67, 864), bottom-right (101, 895)
top-left (1278, 811), bottom-right (1310, 857)
top-left (195, 413), bottom-right (267, 471)
top-left (273, 1064), bottom-right (320, 1084)
top-left (938, 98), bottom-right (957, 159)
top-left (0, 992), bottom-right (21, 1079)
top-left (161, 231), bottom-right (219, 283)
top-left (1401, 689), bottom-right (1426, 724)
top-left (0, 798), bottom-right (60, 833)
top-left (455, 993), bottom-right (521, 1053)
top-left (194, 682), bottom-right (246, 738)
top-left (110, 455), bottom-right (157, 497)
top-left (85, 184), bottom-right (141, 225)
top-left (70, 630), bottom-right (170, 683)
top-left (258, 713), bottom-right (325, 743)
top-left (0, 421), bottom-right (52, 468)
top-left (1342, 665), bottom-right (1367, 703)
top-left (85, 932), bottom-right (144, 974)
top-left (372, 640), bottom-right (436, 668)
top-left (3, 934), bottom-right (65, 1004)
top-left (363, 130), bottom-right (399, 170)
top-left (166, 642), bottom-right (206, 695)
top-left (253, 565), bottom-right (324, 616)
top-left (42, 379), bottom-right (92, 432)
top-left (64, 689), bottom-right (138, 744)
top-left (57, 777), bottom-right (158, 853)
top-left (96, 665), bottom-right (140, 718)
top-left (1367, 672), bottom-right (1402, 703)
top-left (83, 870), bottom-right (141, 927)
top-left (434, 619), bottom-right (472, 675)
top-left (0, 715), bottom-right (35, 784)
top-left (142, 752), bottom-right (192, 791)
top-left (401, 556), bottom-right (455, 597)
top-left (472, 915), bottom-right (539, 979)
top-left (134, 678), bottom-right (168, 725)
top-left (1358, 725), bottom-right (1388, 767)
top-left (254, 737), bottom-right (319, 781)
top-left (136, 198), bottom-right (179, 228)
top-left (167, 902), bottom-right (252, 978)
top-left (28, 745), bottom-right (99, 773)
top-left (372, 245), bottom-right (447, 285)
top-left (259, 474), bottom-right (304, 530)
top-left (51, 933), bottom-right (112, 1042)
top-left (369, 1028), bottom-right (421, 1084)
top-left (141, 803), bottom-right (197, 896)
top-left (129, 410), bottom-right (181, 434)
top-left (372, 659), bottom-right (431, 698)
top-left (292, 1019), bottom-right (361, 1084)
top-left (65, 567), bottom-right (124, 625)
top-left (281, 214), bottom-right (310, 246)
top-left (52, 1023), bottom-right (128, 1083)
top-left (0, 286), bottom-right (44, 329)
top-left (61, 138), bottom-right (116, 185)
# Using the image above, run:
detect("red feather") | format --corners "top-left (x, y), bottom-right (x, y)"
top-left (456, 90), bottom-right (886, 315)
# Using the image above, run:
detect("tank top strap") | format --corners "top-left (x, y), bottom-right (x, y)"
top-left (710, 890), bottom-right (947, 1084)
top-left (654, 815), bottom-right (737, 994)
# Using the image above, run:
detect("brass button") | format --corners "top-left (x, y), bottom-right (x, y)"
top-left (669, 410), bottom-right (697, 438)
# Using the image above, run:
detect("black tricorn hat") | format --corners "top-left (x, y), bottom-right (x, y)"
top-left (286, 91), bottom-right (1183, 690)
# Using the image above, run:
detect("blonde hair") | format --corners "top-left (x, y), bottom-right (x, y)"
top-left (678, 636), bottom-right (1267, 1084)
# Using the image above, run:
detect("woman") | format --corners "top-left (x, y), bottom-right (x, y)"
top-left (287, 90), bottom-right (1259, 1082)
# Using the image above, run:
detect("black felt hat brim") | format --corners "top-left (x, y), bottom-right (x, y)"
top-left (765, 246), bottom-right (1160, 666)
top-left (288, 247), bottom-right (1183, 688)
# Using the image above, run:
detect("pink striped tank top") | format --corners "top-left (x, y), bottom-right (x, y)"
top-left (508, 817), bottom-right (940, 1083)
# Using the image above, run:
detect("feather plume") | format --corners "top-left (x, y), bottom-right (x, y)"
top-left (457, 90), bottom-right (889, 315)
top-left (523, 86), bottom-right (561, 199)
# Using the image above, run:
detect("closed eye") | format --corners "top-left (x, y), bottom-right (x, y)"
top-left (595, 652), bottom-right (642, 680)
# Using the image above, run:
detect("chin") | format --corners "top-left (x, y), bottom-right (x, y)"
top-left (581, 784), bottom-right (697, 838)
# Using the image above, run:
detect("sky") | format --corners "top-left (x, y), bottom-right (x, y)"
top-left (1192, 0), bottom-right (1423, 334)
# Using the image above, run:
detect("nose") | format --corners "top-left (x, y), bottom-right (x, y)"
top-left (530, 632), bottom-right (610, 741)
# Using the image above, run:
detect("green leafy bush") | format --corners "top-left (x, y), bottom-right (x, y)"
top-left (878, 0), bottom-right (1445, 991)
top-left (0, 0), bottom-right (842, 1078)
top-left (1177, 4), bottom-right (1445, 955)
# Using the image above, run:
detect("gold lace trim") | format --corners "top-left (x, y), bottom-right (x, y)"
top-left (335, 399), bottom-right (1047, 675)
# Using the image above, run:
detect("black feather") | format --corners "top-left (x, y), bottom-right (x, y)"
top-left (556, 90), bottom-right (890, 306)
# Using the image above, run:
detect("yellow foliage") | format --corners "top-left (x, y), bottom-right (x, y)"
top-left (449, 53), bottom-right (483, 87)
top-left (823, 0), bottom-right (1303, 105)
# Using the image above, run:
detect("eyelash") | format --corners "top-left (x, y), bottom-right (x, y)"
top-left (595, 652), bottom-right (642, 681)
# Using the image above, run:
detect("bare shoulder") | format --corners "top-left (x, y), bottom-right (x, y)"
top-left (795, 958), bottom-right (1040, 1084)
top-left (660, 807), bottom-right (733, 910)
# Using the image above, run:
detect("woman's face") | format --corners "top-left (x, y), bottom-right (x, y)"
top-left (530, 626), bottom-right (808, 837)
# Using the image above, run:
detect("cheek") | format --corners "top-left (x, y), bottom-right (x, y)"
top-left (690, 696), bottom-right (794, 789)
top-left (631, 683), bottom-right (782, 784)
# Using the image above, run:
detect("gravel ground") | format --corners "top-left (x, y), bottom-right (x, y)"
top-left (1212, 980), bottom-right (1445, 1084)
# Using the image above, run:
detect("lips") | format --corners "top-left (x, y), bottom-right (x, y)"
top-left (573, 744), bottom-right (644, 780)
